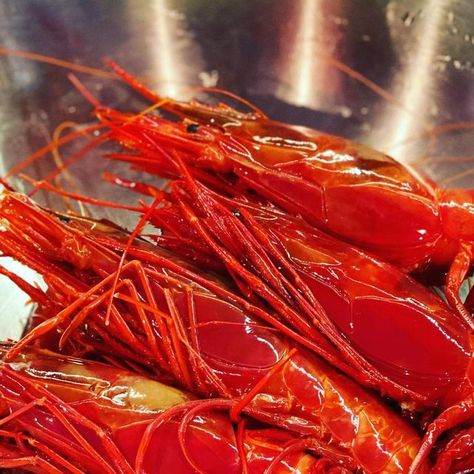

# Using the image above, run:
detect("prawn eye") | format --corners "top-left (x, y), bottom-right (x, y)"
top-left (57, 214), bottom-right (71, 223)
top-left (186, 123), bottom-right (200, 133)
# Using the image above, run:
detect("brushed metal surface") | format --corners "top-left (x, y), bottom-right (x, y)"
top-left (0, 0), bottom-right (473, 338)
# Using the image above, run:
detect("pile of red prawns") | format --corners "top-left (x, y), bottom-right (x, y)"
top-left (0, 61), bottom-right (472, 474)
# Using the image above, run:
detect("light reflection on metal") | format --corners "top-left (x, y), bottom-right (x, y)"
top-left (126, 0), bottom-right (203, 100)
top-left (291, 0), bottom-right (320, 106)
top-left (273, 0), bottom-right (341, 111)
top-left (382, 0), bottom-right (447, 160)
top-left (150, 0), bottom-right (181, 97)
top-left (0, 256), bottom-right (46, 340)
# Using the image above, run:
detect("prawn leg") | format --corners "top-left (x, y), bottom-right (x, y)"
top-left (431, 425), bottom-right (474, 474)
top-left (446, 241), bottom-right (474, 330)
top-left (409, 395), bottom-right (474, 473)
top-left (0, 430), bottom-right (85, 474)
top-left (0, 456), bottom-right (63, 474)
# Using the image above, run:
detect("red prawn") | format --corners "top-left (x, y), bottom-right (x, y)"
top-left (0, 344), bottom-right (348, 473)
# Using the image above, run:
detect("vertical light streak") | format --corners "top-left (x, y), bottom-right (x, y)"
top-left (291, 0), bottom-right (320, 105)
top-left (149, 0), bottom-right (181, 97)
top-left (383, 0), bottom-right (447, 158)
top-left (125, 0), bottom-right (205, 100)
top-left (272, 0), bottom-right (342, 112)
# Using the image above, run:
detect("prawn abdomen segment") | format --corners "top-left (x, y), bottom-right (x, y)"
top-left (283, 351), bottom-right (426, 473)
top-left (273, 221), bottom-right (471, 404)
top-left (324, 185), bottom-right (441, 253)
top-left (230, 151), bottom-right (441, 268)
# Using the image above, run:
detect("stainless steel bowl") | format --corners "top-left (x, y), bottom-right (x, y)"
top-left (0, 0), bottom-right (473, 337)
